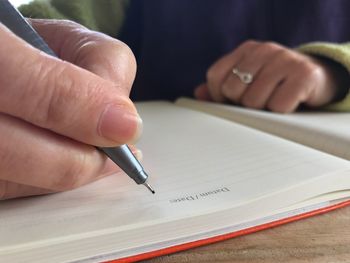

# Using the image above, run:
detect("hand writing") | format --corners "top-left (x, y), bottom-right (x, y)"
top-left (0, 20), bottom-right (140, 199)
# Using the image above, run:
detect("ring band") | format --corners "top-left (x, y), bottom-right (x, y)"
top-left (232, 68), bottom-right (253, 84)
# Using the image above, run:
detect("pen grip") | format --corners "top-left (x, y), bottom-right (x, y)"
top-left (100, 145), bottom-right (148, 184)
top-left (0, 1), bottom-right (150, 186)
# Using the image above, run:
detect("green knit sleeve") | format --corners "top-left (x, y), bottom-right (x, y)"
top-left (19, 0), bottom-right (128, 37)
top-left (298, 42), bottom-right (350, 111)
top-left (19, 0), bottom-right (67, 20)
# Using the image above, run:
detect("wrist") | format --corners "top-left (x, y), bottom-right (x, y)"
top-left (312, 56), bottom-right (350, 104)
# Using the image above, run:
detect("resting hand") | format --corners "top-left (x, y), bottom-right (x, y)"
top-left (195, 40), bottom-right (346, 112)
top-left (0, 20), bottom-right (140, 200)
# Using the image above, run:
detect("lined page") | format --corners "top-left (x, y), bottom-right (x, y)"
top-left (1, 102), bottom-right (350, 262)
top-left (176, 98), bottom-right (350, 160)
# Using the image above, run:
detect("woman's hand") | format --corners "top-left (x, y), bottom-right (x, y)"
top-left (0, 19), bottom-right (141, 200)
top-left (195, 40), bottom-right (346, 113)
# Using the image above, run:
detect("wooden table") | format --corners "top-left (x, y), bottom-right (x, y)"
top-left (144, 205), bottom-right (350, 263)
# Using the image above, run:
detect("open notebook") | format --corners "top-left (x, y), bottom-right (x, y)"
top-left (1, 99), bottom-right (350, 263)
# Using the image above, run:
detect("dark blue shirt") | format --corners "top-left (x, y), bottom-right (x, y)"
top-left (119, 0), bottom-right (350, 101)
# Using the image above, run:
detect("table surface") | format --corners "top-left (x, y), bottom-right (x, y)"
top-left (144, 205), bottom-right (350, 263)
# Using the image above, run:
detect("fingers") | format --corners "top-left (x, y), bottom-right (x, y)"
top-left (266, 63), bottom-right (319, 112)
top-left (0, 114), bottom-right (141, 200)
top-left (222, 44), bottom-right (273, 103)
top-left (0, 151), bottom-right (141, 201)
top-left (0, 20), bottom-right (142, 200)
top-left (30, 19), bottom-right (137, 92)
top-left (194, 83), bottom-right (212, 101)
top-left (0, 180), bottom-right (53, 200)
top-left (0, 23), bottom-right (141, 147)
top-left (206, 40), bottom-right (259, 102)
top-left (0, 113), bottom-right (121, 192)
top-left (239, 48), bottom-right (289, 109)
top-left (203, 40), bottom-right (339, 112)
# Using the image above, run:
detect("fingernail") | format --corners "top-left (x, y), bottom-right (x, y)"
top-left (99, 104), bottom-right (142, 143)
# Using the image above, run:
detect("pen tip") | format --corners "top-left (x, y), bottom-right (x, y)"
top-left (143, 182), bottom-right (155, 194)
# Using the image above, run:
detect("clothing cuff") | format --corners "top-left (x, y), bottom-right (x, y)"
top-left (297, 42), bottom-right (350, 111)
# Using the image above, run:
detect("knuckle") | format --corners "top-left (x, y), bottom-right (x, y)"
top-left (273, 48), bottom-right (291, 61)
top-left (121, 43), bottom-right (137, 68)
top-left (114, 40), bottom-right (135, 61)
top-left (263, 41), bottom-right (284, 52)
top-left (108, 41), bottom-right (137, 84)
top-left (300, 61), bottom-right (322, 79)
top-left (241, 40), bottom-right (259, 49)
top-left (30, 61), bottom-right (75, 127)
top-left (77, 37), bottom-right (136, 88)
top-left (30, 60), bottom-right (105, 130)
top-left (58, 19), bottom-right (86, 30)
top-left (253, 42), bottom-right (288, 62)
top-left (267, 49), bottom-right (295, 68)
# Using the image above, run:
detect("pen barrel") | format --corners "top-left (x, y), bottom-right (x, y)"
top-left (99, 145), bottom-right (148, 184)
top-left (0, 0), bottom-right (56, 57)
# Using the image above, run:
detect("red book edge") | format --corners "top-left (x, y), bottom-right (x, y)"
top-left (107, 199), bottom-right (350, 263)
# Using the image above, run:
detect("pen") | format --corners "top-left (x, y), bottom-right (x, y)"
top-left (0, 0), bottom-right (155, 194)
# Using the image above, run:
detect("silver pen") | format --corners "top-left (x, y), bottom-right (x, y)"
top-left (0, 0), bottom-right (155, 194)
